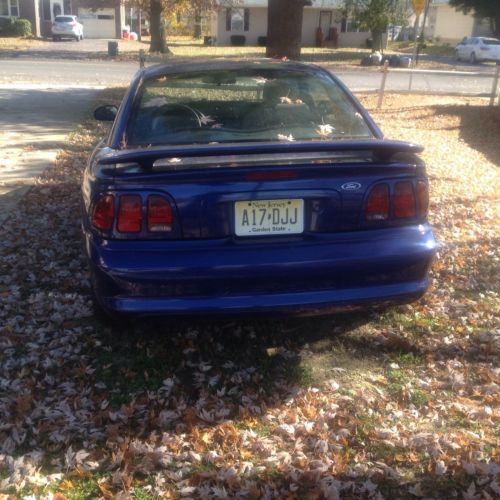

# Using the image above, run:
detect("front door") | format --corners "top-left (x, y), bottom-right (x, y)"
top-left (319, 11), bottom-right (332, 37)
top-left (48, 0), bottom-right (70, 21)
top-left (51, 1), bottom-right (62, 18)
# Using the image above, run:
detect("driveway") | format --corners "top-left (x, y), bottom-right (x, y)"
top-left (0, 86), bottom-right (98, 222)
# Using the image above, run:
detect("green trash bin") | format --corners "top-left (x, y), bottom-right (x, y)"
top-left (108, 41), bottom-right (119, 57)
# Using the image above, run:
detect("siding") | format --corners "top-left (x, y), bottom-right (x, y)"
top-left (214, 7), bottom-right (383, 48)
top-left (426, 5), bottom-right (475, 42)
top-left (215, 7), bottom-right (267, 45)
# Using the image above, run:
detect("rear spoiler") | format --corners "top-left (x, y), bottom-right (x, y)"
top-left (97, 139), bottom-right (424, 171)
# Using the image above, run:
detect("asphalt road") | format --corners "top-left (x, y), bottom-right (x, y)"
top-left (0, 57), bottom-right (496, 94)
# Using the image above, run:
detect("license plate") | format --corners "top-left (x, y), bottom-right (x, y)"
top-left (235, 199), bottom-right (304, 236)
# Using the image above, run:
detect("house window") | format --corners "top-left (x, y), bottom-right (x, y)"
top-left (0, 0), bottom-right (19, 16)
top-left (0, 0), bottom-right (9, 16)
top-left (225, 8), bottom-right (249, 32)
top-left (63, 0), bottom-right (71, 15)
top-left (10, 0), bottom-right (18, 16)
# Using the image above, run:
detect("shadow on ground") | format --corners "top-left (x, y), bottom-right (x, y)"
top-left (435, 104), bottom-right (500, 166)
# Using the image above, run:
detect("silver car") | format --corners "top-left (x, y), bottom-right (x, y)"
top-left (52, 15), bottom-right (84, 42)
top-left (455, 37), bottom-right (500, 64)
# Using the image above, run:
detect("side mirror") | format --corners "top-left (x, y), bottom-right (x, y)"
top-left (94, 105), bottom-right (117, 121)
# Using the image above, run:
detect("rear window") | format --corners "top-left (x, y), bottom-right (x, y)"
top-left (55, 16), bottom-right (74, 23)
top-left (483, 39), bottom-right (500, 45)
top-left (127, 68), bottom-right (374, 146)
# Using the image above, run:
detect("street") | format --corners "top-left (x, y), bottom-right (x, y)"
top-left (0, 57), bottom-right (496, 93)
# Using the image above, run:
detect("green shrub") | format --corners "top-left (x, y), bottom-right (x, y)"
top-left (230, 35), bottom-right (246, 46)
top-left (12, 18), bottom-right (32, 37)
top-left (0, 17), bottom-right (32, 37)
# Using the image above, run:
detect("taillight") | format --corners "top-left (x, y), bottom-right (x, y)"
top-left (70, 22), bottom-right (77, 26)
top-left (92, 194), bottom-right (115, 231)
top-left (148, 195), bottom-right (173, 232)
top-left (394, 182), bottom-right (416, 218)
top-left (366, 184), bottom-right (389, 221)
top-left (416, 180), bottom-right (429, 218)
top-left (117, 195), bottom-right (142, 233)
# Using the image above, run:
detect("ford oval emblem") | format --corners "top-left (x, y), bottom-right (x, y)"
top-left (341, 182), bottom-right (362, 191)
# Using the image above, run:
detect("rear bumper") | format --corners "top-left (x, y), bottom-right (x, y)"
top-left (52, 28), bottom-right (79, 36)
top-left (85, 224), bottom-right (437, 317)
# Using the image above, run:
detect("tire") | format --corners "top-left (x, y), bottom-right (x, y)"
top-left (470, 52), bottom-right (476, 64)
top-left (90, 287), bottom-right (123, 327)
top-left (52, 35), bottom-right (59, 41)
top-left (455, 50), bottom-right (460, 61)
top-left (75, 35), bottom-right (80, 42)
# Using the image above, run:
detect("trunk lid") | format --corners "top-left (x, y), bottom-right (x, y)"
top-left (94, 140), bottom-right (424, 239)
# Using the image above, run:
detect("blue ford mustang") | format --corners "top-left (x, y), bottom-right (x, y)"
top-left (82, 59), bottom-right (436, 319)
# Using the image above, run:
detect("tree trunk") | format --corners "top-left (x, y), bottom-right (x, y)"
top-left (194, 9), bottom-right (202, 38)
top-left (493, 14), bottom-right (500, 38)
top-left (266, 0), bottom-right (307, 60)
top-left (150, 0), bottom-right (170, 54)
top-left (137, 9), bottom-right (142, 42)
top-left (371, 29), bottom-right (383, 52)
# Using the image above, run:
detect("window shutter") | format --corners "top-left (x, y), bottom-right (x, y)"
top-left (244, 8), bottom-right (249, 31)
top-left (226, 8), bottom-right (231, 31)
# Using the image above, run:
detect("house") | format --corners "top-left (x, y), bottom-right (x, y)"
top-left (1, 0), bottom-right (125, 38)
top-left (422, 0), bottom-right (492, 43)
top-left (211, 0), bottom-right (383, 48)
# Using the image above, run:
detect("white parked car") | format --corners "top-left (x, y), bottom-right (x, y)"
top-left (455, 37), bottom-right (500, 63)
top-left (52, 15), bottom-right (84, 42)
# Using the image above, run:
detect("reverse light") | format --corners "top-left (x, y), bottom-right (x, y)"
top-left (91, 194), bottom-right (115, 231)
top-left (416, 180), bottom-right (429, 218)
top-left (148, 195), bottom-right (173, 232)
top-left (366, 184), bottom-right (389, 221)
top-left (394, 182), bottom-right (416, 218)
top-left (117, 195), bottom-right (142, 233)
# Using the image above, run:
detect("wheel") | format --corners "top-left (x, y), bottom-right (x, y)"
top-left (80, 34), bottom-right (84, 41)
top-left (75, 35), bottom-right (80, 42)
top-left (52, 35), bottom-right (59, 42)
top-left (470, 52), bottom-right (476, 64)
top-left (455, 49), bottom-right (460, 61)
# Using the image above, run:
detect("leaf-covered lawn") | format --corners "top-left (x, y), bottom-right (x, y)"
top-left (0, 91), bottom-right (498, 498)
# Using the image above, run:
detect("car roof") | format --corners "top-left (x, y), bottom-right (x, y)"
top-left (141, 58), bottom-right (326, 79)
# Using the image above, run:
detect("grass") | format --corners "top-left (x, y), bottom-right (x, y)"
top-left (389, 40), bottom-right (456, 58)
top-left (386, 369), bottom-right (430, 408)
top-left (133, 486), bottom-right (156, 500)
